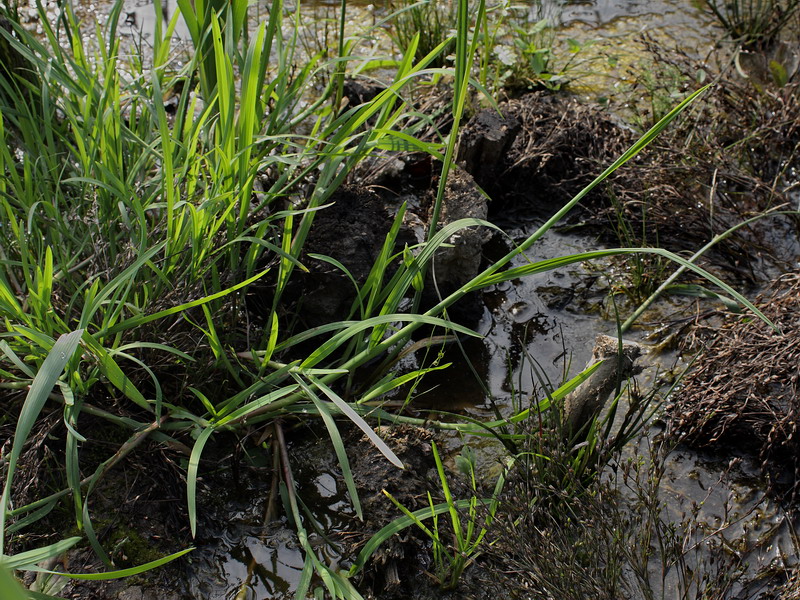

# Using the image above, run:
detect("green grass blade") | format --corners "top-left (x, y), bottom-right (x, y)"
top-left (291, 374), bottom-right (363, 520)
top-left (187, 427), bottom-right (215, 538)
top-left (512, 85), bottom-right (711, 259)
top-left (0, 537), bottom-right (82, 571)
top-left (349, 499), bottom-right (488, 576)
top-left (0, 566), bottom-right (29, 600)
top-left (81, 333), bottom-right (150, 411)
top-left (25, 547), bottom-right (193, 580)
top-left (0, 330), bottom-right (84, 554)
top-left (621, 208), bottom-right (795, 332)
top-left (301, 314), bottom-right (480, 369)
top-left (472, 247), bottom-right (775, 331)
top-left (308, 375), bottom-right (403, 470)
top-left (102, 268), bottom-right (270, 337)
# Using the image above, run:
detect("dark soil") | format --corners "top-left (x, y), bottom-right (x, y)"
top-left (279, 185), bottom-right (402, 330)
top-left (342, 424), bottom-right (438, 598)
top-left (23, 436), bottom-right (192, 600)
top-left (342, 423), bottom-right (516, 600)
top-left (458, 91), bottom-right (632, 224)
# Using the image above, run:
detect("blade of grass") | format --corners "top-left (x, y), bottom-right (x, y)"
top-left (24, 547), bottom-right (193, 580)
top-left (291, 374), bottom-right (363, 520)
top-left (0, 330), bottom-right (83, 554)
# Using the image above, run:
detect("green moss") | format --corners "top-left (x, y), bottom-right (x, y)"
top-left (105, 524), bottom-right (164, 568)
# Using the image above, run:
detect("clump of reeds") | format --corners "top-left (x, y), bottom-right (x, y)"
top-left (701, 0), bottom-right (800, 48)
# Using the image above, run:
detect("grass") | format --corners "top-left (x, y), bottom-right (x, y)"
top-left (390, 0), bottom-right (458, 68)
top-left (379, 443), bottom-right (505, 590)
top-left (700, 0), bottom-right (800, 48)
top-left (0, 0), bottom-right (779, 597)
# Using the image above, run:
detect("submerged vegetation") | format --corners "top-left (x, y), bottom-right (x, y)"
top-left (0, 0), bottom-right (798, 598)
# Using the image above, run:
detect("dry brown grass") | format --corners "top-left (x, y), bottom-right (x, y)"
top-left (667, 272), bottom-right (800, 496)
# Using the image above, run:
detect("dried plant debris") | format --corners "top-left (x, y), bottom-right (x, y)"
top-left (666, 272), bottom-right (800, 495)
top-left (595, 44), bottom-right (800, 283)
top-left (458, 91), bottom-right (632, 223)
top-left (777, 569), bottom-right (800, 600)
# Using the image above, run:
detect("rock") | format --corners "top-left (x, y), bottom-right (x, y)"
top-left (117, 585), bottom-right (146, 600)
top-left (736, 41), bottom-right (800, 86)
top-left (562, 334), bottom-right (642, 437)
top-left (342, 78), bottom-right (386, 108)
top-left (116, 585), bottom-right (182, 600)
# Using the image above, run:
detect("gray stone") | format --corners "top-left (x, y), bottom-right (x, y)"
top-left (563, 334), bottom-right (642, 437)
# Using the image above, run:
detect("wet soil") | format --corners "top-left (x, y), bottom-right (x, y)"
top-left (11, 427), bottom-right (192, 600)
top-left (19, 74), bottom-right (800, 598)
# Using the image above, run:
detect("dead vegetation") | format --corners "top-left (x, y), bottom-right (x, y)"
top-left (455, 40), bottom-right (800, 284)
top-left (596, 43), bottom-right (800, 283)
top-left (666, 272), bottom-right (800, 496)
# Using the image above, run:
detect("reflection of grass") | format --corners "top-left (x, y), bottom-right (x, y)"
top-left (488, 433), bottom-right (762, 599)
top-left (0, 0), bottom-right (772, 595)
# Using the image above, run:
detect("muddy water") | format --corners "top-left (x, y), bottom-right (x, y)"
top-left (185, 443), bottom-right (352, 599)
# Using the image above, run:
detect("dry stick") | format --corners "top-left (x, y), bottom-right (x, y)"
top-left (234, 426), bottom-right (281, 600)
top-left (47, 392), bottom-right (145, 429)
top-left (274, 420), bottom-right (298, 513)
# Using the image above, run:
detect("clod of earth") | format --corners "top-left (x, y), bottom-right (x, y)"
top-left (263, 169), bottom-right (492, 334)
top-left (563, 334), bottom-right (642, 436)
top-left (457, 91), bottom-right (631, 223)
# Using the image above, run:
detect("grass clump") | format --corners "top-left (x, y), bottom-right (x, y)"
top-left (700, 0), bottom-right (800, 48)
top-left (372, 443), bottom-right (504, 590)
top-left (0, 0), bottom-right (776, 596)
top-left (390, 0), bottom-right (458, 68)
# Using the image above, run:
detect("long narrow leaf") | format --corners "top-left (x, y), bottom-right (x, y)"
top-left (307, 375), bottom-right (403, 469)
top-left (291, 374), bottom-right (363, 520)
top-left (349, 499), bottom-right (489, 575)
top-left (25, 547), bottom-right (193, 580)
top-left (187, 427), bottom-right (215, 538)
top-left (0, 537), bottom-right (82, 571)
top-left (0, 330), bottom-right (84, 553)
